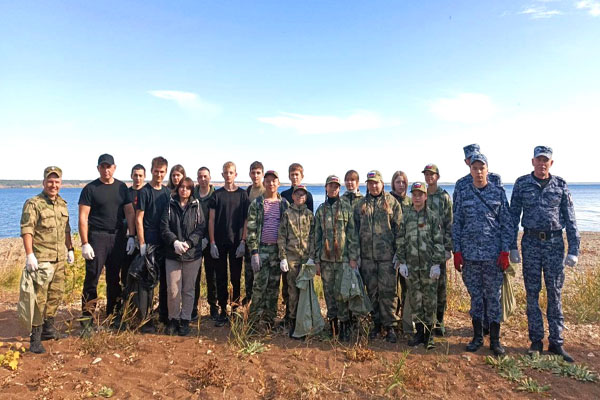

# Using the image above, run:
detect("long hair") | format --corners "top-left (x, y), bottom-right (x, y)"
top-left (391, 170), bottom-right (408, 197)
top-left (168, 164), bottom-right (186, 190)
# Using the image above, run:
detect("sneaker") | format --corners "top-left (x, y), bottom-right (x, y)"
top-left (215, 312), bottom-right (229, 327)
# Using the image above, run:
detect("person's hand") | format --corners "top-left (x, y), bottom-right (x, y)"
top-left (349, 260), bottom-right (358, 270)
top-left (81, 243), bottom-right (95, 260)
top-left (235, 241), bottom-right (245, 258)
top-left (201, 238), bottom-right (208, 251)
top-left (280, 259), bottom-right (289, 272)
top-left (26, 253), bottom-right (38, 272)
top-left (430, 264), bottom-right (441, 279)
top-left (564, 254), bottom-right (578, 267)
top-left (140, 243), bottom-right (147, 257)
top-left (210, 243), bottom-right (220, 259)
top-left (497, 251), bottom-right (510, 271)
top-left (67, 250), bottom-right (75, 264)
top-left (445, 250), bottom-right (452, 261)
top-left (453, 252), bottom-right (463, 272)
top-left (174, 240), bottom-right (189, 255)
top-left (315, 262), bottom-right (321, 276)
top-left (251, 253), bottom-right (261, 273)
top-left (126, 237), bottom-right (136, 255)
top-left (509, 249), bottom-right (521, 264)
top-left (399, 263), bottom-right (408, 278)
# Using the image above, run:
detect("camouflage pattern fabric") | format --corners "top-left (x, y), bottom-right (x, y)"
top-left (341, 191), bottom-right (363, 208)
top-left (286, 257), bottom-right (302, 320)
top-left (461, 260), bottom-right (503, 323)
top-left (277, 203), bottom-right (315, 262)
top-left (407, 264), bottom-right (437, 326)
top-left (320, 261), bottom-right (348, 322)
top-left (398, 207), bottom-right (445, 267)
top-left (249, 244), bottom-right (280, 323)
top-left (314, 198), bottom-right (358, 263)
top-left (246, 194), bottom-right (289, 254)
top-left (360, 259), bottom-right (398, 327)
top-left (453, 172), bottom-right (503, 204)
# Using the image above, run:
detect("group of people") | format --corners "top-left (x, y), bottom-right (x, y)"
top-left (19, 143), bottom-right (580, 363)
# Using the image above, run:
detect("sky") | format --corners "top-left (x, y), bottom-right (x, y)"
top-left (2, 0), bottom-right (600, 184)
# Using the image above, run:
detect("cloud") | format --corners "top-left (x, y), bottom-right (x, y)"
top-left (148, 90), bottom-right (221, 116)
top-left (257, 110), bottom-right (400, 135)
top-left (429, 93), bottom-right (498, 124)
top-left (576, 0), bottom-right (600, 16)
top-left (519, 6), bottom-right (562, 18)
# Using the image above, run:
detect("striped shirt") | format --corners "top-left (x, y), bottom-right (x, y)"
top-left (261, 199), bottom-right (280, 244)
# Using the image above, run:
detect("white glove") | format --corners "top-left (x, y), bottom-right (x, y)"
top-left (26, 253), bottom-right (39, 272)
top-left (210, 243), bottom-right (220, 259)
top-left (280, 259), bottom-right (289, 272)
top-left (140, 243), bottom-right (147, 257)
top-left (235, 241), bottom-right (245, 258)
top-left (430, 264), bottom-right (441, 279)
top-left (564, 254), bottom-right (578, 267)
top-left (251, 253), bottom-right (261, 273)
top-left (399, 263), bottom-right (408, 278)
top-left (306, 258), bottom-right (315, 266)
top-left (357, 257), bottom-right (362, 269)
top-left (81, 243), bottom-right (95, 260)
top-left (201, 238), bottom-right (208, 251)
top-left (67, 250), bottom-right (75, 264)
top-left (392, 253), bottom-right (398, 265)
top-left (509, 249), bottom-right (521, 263)
top-left (126, 237), bottom-right (136, 255)
top-left (174, 240), bottom-right (189, 255)
top-left (445, 250), bottom-right (452, 261)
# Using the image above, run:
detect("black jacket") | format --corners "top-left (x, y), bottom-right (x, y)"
top-left (160, 195), bottom-right (206, 261)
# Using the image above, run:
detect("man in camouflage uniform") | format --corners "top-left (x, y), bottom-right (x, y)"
top-left (278, 185), bottom-right (315, 337)
top-left (452, 154), bottom-right (513, 356)
top-left (20, 166), bottom-right (75, 353)
top-left (397, 182), bottom-right (445, 349)
top-left (355, 170), bottom-right (403, 343)
top-left (314, 175), bottom-right (358, 341)
top-left (248, 170), bottom-right (289, 325)
top-left (509, 146), bottom-right (580, 363)
top-left (422, 164), bottom-right (453, 336)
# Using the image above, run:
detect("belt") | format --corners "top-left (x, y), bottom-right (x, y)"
top-left (260, 242), bottom-right (278, 247)
top-left (89, 228), bottom-right (120, 234)
top-left (524, 228), bottom-right (562, 241)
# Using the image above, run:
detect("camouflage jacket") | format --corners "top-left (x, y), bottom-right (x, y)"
top-left (20, 192), bottom-right (71, 262)
top-left (453, 172), bottom-right (503, 204)
top-left (426, 187), bottom-right (453, 252)
top-left (399, 206), bottom-right (445, 267)
top-left (354, 192), bottom-right (403, 261)
top-left (341, 191), bottom-right (363, 209)
top-left (247, 194), bottom-right (289, 254)
top-left (278, 203), bottom-right (315, 262)
top-left (509, 173), bottom-right (580, 255)
top-left (314, 197), bottom-right (358, 263)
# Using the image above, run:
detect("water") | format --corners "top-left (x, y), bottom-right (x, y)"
top-left (1, 184), bottom-right (599, 238)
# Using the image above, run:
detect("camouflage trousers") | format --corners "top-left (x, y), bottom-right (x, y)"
top-left (286, 257), bottom-right (302, 320)
top-left (407, 265), bottom-right (437, 326)
top-left (249, 244), bottom-right (281, 323)
top-left (522, 235), bottom-right (565, 346)
top-left (33, 261), bottom-right (66, 326)
top-left (320, 261), bottom-right (349, 322)
top-left (462, 259), bottom-right (503, 323)
top-left (361, 260), bottom-right (399, 328)
top-left (434, 260), bottom-right (447, 325)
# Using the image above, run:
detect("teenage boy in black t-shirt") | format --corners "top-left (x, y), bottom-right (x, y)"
top-left (208, 161), bottom-right (249, 326)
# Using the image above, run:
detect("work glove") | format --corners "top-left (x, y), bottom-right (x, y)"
top-left (430, 264), bottom-right (441, 279)
top-left (306, 258), bottom-right (315, 266)
top-left (398, 263), bottom-right (408, 278)
top-left (210, 243), bottom-right (220, 259)
top-left (280, 259), bottom-right (289, 272)
top-left (140, 244), bottom-right (147, 257)
top-left (201, 238), bottom-right (208, 251)
top-left (25, 253), bottom-right (39, 273)
top-left (81, 243), bottom-right (95, 260)
top-left (126, 237), bottom-right (136, 255)
top-left (497, 251), bottom-right (510, 271)
top-left (67, 250), bottom-right (75, 264)
top-left (251, 253), bottom-right (261, 273)
top-left (453, 252), bottom-right (463, 272)
top-left (564, 254), bottom-right (578, 267)
top-left (235, 241), bottom-right (245, 258)
top-left (174, 240), bottom-right (189, 255)
top-left (445, 250), bottom-right (452, 261)
top-left (509, 249), bottom-right (521, 263)
top-left (392, 253), bottom-right (398, 265)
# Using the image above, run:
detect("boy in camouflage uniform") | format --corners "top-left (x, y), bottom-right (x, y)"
top-left (314, 175), bottom-right (358, 341)
top-left (397, 182), bottom-right (445, 349)
top-left (355, 170), bottom-right (403, 343)
top-left (277, 185), bottom-right (315, 337)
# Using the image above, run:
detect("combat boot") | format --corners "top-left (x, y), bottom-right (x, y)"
top-left (548, 343), bottom-right (574, 363)
top-left (424, 325), bottom-right (435, 350)
top-left (288, 318), bottom-right (296, 339)
top-left (466, 319), bottom-right (484, 352)
top-left (527, 340), bottom-right (543, 355)
top-left (408, 323), bottom-right (425, 347)
top-left (30, 325), bottom-right (46, 354)
top-left (384, 328), bottom-right (397, 344)
top-left (178, 319), bottom-right (190, 337)
top-left (489, 322), bottom-right (505, 356)
top-left (41, 317), bottom-right (63, 341)
top-left (369, 323), bottom-right (381, 340)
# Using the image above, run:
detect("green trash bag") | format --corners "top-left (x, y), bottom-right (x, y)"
top-left (293, 263), bottom-right (325, 338)
top-left (501, 263), bottom-right (517, 322)
top-left (339, 263), bottom-right (372, 317)
top-left (18, 263), bottom-right (55, 332)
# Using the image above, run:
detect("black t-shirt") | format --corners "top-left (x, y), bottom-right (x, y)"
top-left (532, 172), bottom-right (551, 189)
top-left (208, 187), bottom-right (249, 247)
top-left (129, 187), bottom-right (141, 210)
top-left (137, 183), bottom-right (171, 239)
top-left (79, 178), bottom-right (131, 231)
top-left (281, 186), bottom-right (314, 212)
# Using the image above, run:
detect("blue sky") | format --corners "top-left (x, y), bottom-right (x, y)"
top-left (2, 1), bottom-right (599, 183)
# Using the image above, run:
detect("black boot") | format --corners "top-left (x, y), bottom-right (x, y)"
top-left (385, 327), bottom-right (397, 344)
top-left (528, 340), bottom-right (543, 355)
top-left (483, 320), bottom-right (490, 336)
top-left (408, 323), bottom-right (425, 347)
top-left (489, 322), bottom-right (505, 356)
top-left (369, 323), bottom-right (381, 340)
top-left (466, 319), bottom-right (484, 352)
top-left (30, 325), bottom-right (46, 354)
top-left (424, 325), bottom-right (435, 350)
top-left (167, 319), bottom-right (179, 336)
top-left (548, 343), bottom-right (574, 363)
top-left (178, 319), bottom-right (190, 336)
top-left (339, 321), bottom-right (351, 342)
top-left (288, 318), bottom-right (296, 339)
top-left (41, 317), bottom-right (62, 341)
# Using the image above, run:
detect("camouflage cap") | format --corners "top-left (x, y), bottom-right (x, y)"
top-left (264, 170), bottom-right (279, 179)
top-left (463, 144), bottom-right (481, 159)
top-left (534, 145), bottom-right (553, 159)
top-left (43, 166), bottom-right (62, 179)
top-left (293, 184), bottom-right (308, 194)
top-left (422, 163), bottom-right (439, 175)
top-left (365, 170), bottom-right (383, 183)
top-left (410, 181), bottom-right (427, 193)
top-left (470, 153), bottom-right (488, 165)
top-left (325, 175), bottom-right (341, 186)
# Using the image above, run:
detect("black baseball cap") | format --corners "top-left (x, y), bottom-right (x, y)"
top-left (98, 154), bottom-right (115, 166)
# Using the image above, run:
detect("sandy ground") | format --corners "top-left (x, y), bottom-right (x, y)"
top-left (0, 233), bottom-right (599, 399)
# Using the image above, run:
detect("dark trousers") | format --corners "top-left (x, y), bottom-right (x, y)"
top-left (214, 244), bottom-right (243, 311)
top-left (191, 247), bottom-right (219, 319)
top-left (243, 249), bottom-right (254, 301)
top-left (82, 230), bottom-right (126, 317)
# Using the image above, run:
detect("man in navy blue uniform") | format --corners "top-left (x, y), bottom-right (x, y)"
top-left (509, 146), bottom-right (580, 362)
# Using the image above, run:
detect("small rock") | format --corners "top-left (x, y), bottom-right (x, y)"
top-left (92, 357), bottom-right (102, 365)
top-left (113, 353), bottom-right (120, 358)
top-left (461, 355), bottom-right (471, 362)
top-left (207, 349), bottom-right (213, 355)
top-left (588, 352), bottom-right (595, 357)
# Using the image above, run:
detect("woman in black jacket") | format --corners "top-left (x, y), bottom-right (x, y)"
top-left (161, 177), bottom-right (206, 335)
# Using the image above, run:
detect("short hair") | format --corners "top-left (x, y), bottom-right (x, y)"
top-left (344, 169), bottom-right (359, 182)
top-left (151, 156), bottom-right (168, 170)
top-left (391, 171), bottom-right (408, 194)
top-left (249, 161), bottom-right (264, 172)
top-left (168, 164), bottom-right (186, 190)
top-left (131, 164), bottom-right (145, 175)
top-left (223, 161), bottom-right (236, 171)
top-left (177, 176), bottom-right (195, 193)
top-left (197, 166), bottom-right (210, 175)
top-left (288, 163), bottom-right (304, 174)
